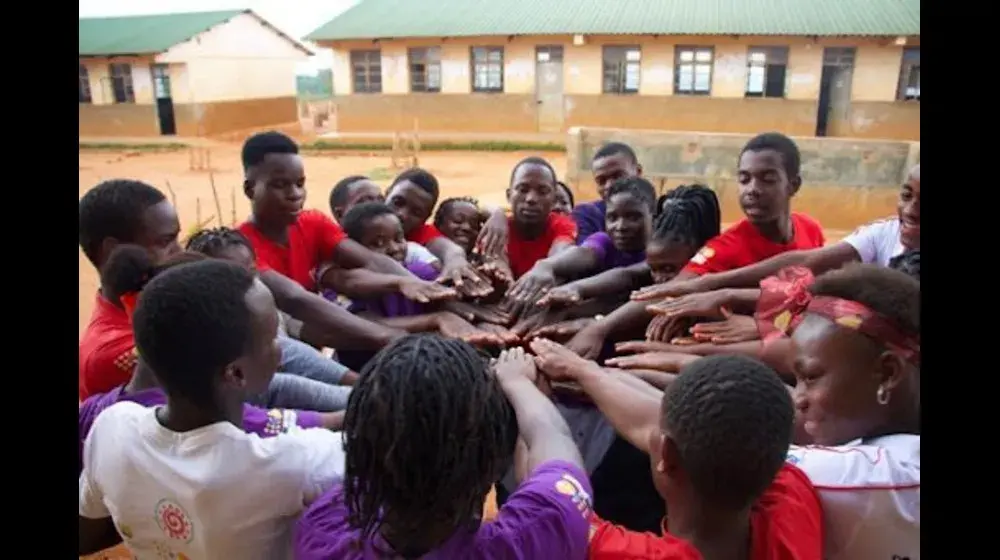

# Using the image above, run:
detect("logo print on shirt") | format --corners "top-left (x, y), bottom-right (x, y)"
top-left (690, 247), bottom-right (715, 265)
top-left (785, 452), bottom-right (800, 465)
top-left (555, 473), bottom-right (593, 517)
top-left (264, 409), bottom-right (296, 435)
top-left (155, 498), bottom-right (194, 543)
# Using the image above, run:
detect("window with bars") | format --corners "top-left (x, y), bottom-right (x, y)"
top-left (79, 64), bottom-right (92, 103)
top-left (351, 50), bottom-right (382, 94)
top-left (471, 47), bottom-right (503, 92)
top-left (109, 63), bottom-right (135, 103)
top-left (897, 48), bottom-right (920, 101)
top-left (674, 47), bottom-right (713, 95)
top-left (409, 47), bottom-right (441, 93)
top-left (602, 46), bottom-right (641, 94)
top-left (745, 47), bottom-right (788, 98)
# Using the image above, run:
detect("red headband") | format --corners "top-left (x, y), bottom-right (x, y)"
top-left (755, 266), bottom-right (920, 366)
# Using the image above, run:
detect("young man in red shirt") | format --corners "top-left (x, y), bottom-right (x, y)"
top-left (237, 132), bottom-right (452, 351)
top-left (566, 132), bottom-right (824, 359)
top-left (533, 340), bottom-right (823, 560)
top-left (78, 180), bottom-right (183, 400)
top-left (385, 168), bottom-right (494, 298)
top-left (503, 157), bottom-right (578, 302)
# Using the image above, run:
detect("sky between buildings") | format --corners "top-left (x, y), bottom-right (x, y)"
top-left (78, 0), bottom-right (356, 74)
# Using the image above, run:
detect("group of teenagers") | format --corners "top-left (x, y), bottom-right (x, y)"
top-left (78, 129), bottom-right (920, 559)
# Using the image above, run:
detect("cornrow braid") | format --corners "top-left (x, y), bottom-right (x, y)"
top-left (652, 184), bottom-right (722, 249)
top-left (185, 227), bottom-right (256, 259)
top-left (343, 334), bottom-right (517, 556)
top-left (433, 196), bottom-right (480, 229)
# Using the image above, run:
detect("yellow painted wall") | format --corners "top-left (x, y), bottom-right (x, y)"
top-left (320, 34), bottom-right (919, 139)
top-left (80, 56), bottom-right (157, 106)
top-left (155, 12), bottom-right (308, 103)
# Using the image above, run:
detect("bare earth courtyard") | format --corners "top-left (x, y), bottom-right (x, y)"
top-left (77, 145), bottom-right (883, 560)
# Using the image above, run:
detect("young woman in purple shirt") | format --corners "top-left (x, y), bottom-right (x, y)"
top-left (294, 336), bottom-right (593, 559)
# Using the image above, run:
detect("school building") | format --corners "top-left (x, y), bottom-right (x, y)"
top-left (79, 10), bottom-right (312, 138)
top-left (306, 0), bottom-right (920, 141)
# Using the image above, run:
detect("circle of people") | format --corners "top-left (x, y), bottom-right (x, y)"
top-left (78, 130), bottom-right (920, 560)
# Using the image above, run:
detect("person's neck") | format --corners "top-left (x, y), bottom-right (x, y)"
top-left (515, 218), bottom-right (547, 240)
top-left (250, 214), bottom-right (289, 244)
top-left (98, 285), bottom-right (118, 303)
top-left (866, 398), bottom-right (921, 441)
top-left (125, 360), bottom-right (161, 393)
top-left (754, 212), bottom-right (794, 244)
top-left (667, 497), bottom-right (752, 560)
top-left (155, 395), bottom-right (241, 433)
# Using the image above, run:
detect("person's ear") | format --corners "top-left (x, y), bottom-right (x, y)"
top-left (506, 188), bottom-right (513, 204)
top-left (242, 177), bottom-right (255, 201)
top-left (788, 175), bottom-right (802, 197)
top-left (662, 434), bottom-right (683, 476)
top-left (875, 352), bottom-right (908, 402)
top-left (222, 361), bottom-right (247, 389)
top-left (636, 164), bottom-right (644, 177)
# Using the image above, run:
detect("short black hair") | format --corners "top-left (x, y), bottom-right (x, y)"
top-left (433, 196), bottom-right (480, 229)
top-left (343, 334), bottom-right (517, 554)
top-left (341, 201), bottom-right (398, 242)
top-left (329, 175), bottom-right (372, 212)
top-left (651, 184), bottom-right (722, 249)
top-left (593, 142), bottom-right (639, 166)
top-left (241, 130), bottom-right (299, 172)
top-left (889, 249), bottom-right (920, 282)
top-left (509, 156), bottom-right (558, 187)
top-left (740, 132), bottom-right (801, 178)
top-left (100, 245), bottom-right (210, 302)
top-left (133, 260), bottom-right (258, 407)
top-left (663, 354), bottom-right (793, 510)
top-left (185, 227), bottom-right (256, 259)
top-left (79, 179), bottom-right (167, 267)
top-left (556, 181), bottom-right (575, 208)
top-left (809, 263), bottom-right (920, 337)
top-left (606, 176), bottom-right (656, 214)
top-left (389, 168), bottom-right (440, 202)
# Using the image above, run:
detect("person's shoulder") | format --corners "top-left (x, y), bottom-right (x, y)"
top-left (297, 209), bottom-right (340, 229)
top-left (237, 219), bottom-right (259, 237)
top-left (756, 463), bottom-right (822, 513)
top-left (294, 484), bottom-right (357, 559)
top-left (786, 434), bottom-right (920, 489)
top-left (499, 459), bottom-right (593, 516)
top-left (790, 213), bottom-right (824, 233)
top-left (551, 212), bottom-right (577, 228)
top-left (588, 516), bottom-right (701, 560)
top-left (90, 400), bottom-right (148, 433)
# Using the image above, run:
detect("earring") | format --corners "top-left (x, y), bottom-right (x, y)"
top-left (876, 385), bottom-right (891, 406)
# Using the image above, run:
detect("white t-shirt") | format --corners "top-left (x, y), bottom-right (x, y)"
top-left (841, 217), bottom-right (906, 267)
top-left (405, 242), bottom-right (440, 266)
top-left (79, 401), bottom-right (346, 560)
top-left (787, 434), bottom-right (920, 560)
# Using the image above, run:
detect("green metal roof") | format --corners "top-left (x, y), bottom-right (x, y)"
top-left (306, 0), bottom-right (920, 41)
top-left (79, 10), bottom-right (246, 56)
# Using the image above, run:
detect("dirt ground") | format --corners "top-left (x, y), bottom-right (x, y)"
top-left (77, 146), bottom-right (874, 559)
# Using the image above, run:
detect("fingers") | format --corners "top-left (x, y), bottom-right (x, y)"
top-left (615, 340), bottom-right (667, 354)
top-left (631, 285), bottom-right (667, 301)
top-left (603, 355), bottom-right (637, 368)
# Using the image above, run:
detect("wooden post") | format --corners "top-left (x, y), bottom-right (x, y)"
top-left (208, 170), bottom-right (224, 228)
top-left (196, 197), bottom-right (202, 227)
top-left (164, 180), bottom-right (178, 209)
top-left (230, 185), bottom-right (237, 226)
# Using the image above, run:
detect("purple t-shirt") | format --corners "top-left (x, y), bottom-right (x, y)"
top-left (580, 232), bottom-right (646, 272)
top-left (348, 260), bottom-right (440, 318)
top-left (572, 200), bottom-right (607, 243)
top-left (78, 385), bottom-right (324, 473)
top-left (293, 460), bottom-right (593, 559)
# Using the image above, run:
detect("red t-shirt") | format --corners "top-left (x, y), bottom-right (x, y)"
top-left (683, 213), bottom-right (826, 276)
top-left (238, 210), bottom-right (347, 292)
top-left (507, 214), bottom-right (578, 279)
top-left (588, 464), bottom-right (824, 560)
top-left (407, 223), bottom-right (445, 246)
top-left (79, 293), bottom-right (136, 401)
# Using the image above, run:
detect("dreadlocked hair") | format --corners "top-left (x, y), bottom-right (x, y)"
top-left (100, 245), bottom-right (210, 303)
top-left (433, 196), bottom-right (480, 229)
top-left (652, 184), bottom-right (722, 249)
top-left (185, 227), bottom-right (256, 259)
top-left (343, 334), bottom-right (518, 555)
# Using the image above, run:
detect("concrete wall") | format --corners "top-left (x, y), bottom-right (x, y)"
top-left (321, 34), bottom-right (919, 140)
top-left (565, 127), bottom-right (919, 230)
top-left (79, 12), bottom-right (308, 137)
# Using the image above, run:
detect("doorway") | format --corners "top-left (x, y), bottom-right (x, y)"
top-left (152, 64), bottom-right (177, 136)
top-left (535, 46), bottom-right (565, 133)
top-left (815, 48), bottom-right (856, 137)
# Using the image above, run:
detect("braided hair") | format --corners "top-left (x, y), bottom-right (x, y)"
top-left (343, 334), bottom-right (517, 556)
top-left (433, 196), bottom-right (480, 229)
top-left (185, 227), bottom-right (256, 259)
top-left (100, 245), bottom-right (210, 303)
top-left (651, 184), bottom-right (722, 249)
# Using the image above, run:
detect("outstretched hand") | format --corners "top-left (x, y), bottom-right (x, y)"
top-left (530, 338), bottom-right (600, 382)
